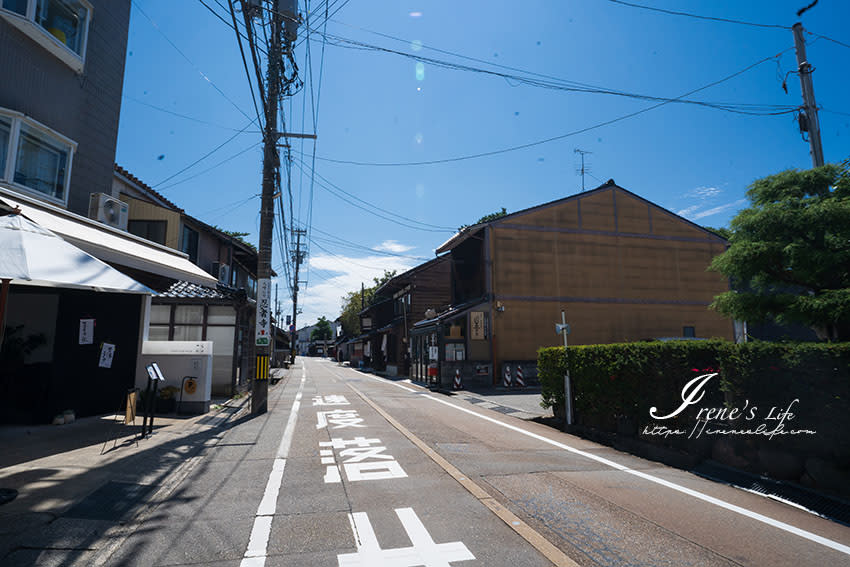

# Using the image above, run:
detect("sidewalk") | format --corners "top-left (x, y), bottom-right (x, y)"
top-left (0, 369), bottom-right (291, 566)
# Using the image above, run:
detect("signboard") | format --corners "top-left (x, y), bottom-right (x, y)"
top-left (361, 317), bottom-right (372, 331)
top-left (470, 311), bottom-right (485, 340)
top-left (79, 319), bottom-right (94, 345)
top-left (255, 278), bottom-right (271, 346)
top-left (98, 343), bottom-right (115, 368)
top-left (428, 346), bottom-right (438, 361)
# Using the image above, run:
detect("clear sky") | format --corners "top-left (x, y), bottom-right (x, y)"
top-left (116, 0), bottom-right (850, 327)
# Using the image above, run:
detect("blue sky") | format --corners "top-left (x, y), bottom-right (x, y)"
top-left (116, 1), bottom-right (850, 326)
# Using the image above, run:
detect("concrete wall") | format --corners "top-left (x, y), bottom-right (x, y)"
top-left (0, 1), bottom-right (131, 215)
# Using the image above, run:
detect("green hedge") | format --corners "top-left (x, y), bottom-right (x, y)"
top-left (538, 341), bottom-right (850, 457)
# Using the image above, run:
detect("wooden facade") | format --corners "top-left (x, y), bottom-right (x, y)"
top-left (357, 256), bottom-right (451, 376)
top-left (433, 180), bottom-right (733, 386)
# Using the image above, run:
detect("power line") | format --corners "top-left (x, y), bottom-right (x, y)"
top-left (305, 48), bottom-right (795, 167)
top-left (314, 29), bottom-right (797, 116)
top-left (153, 117), bottom-right (258, 188)
top-left (602, 0), bottom-right (790, 30)
top-left (158, 141), bottom-right (262, 190)
top-left (602, 0), bottom-right (850, 50)
top-left (132, 0), bottom-right (254, 122)
top-left (122, 95), bottom-right (261, 132)
top-left (292, 156), bottom-right (456, 231)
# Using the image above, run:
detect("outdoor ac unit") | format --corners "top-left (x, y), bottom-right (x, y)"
top-left (212, 262), bottom-right (230, 284)
top-left (89, 193), bottom-right (129, 230)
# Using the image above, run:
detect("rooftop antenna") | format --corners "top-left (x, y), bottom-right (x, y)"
top-left (574, 148), bottom-right (592, 192)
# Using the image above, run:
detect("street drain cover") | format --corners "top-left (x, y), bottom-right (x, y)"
top-left (64, 481), bottom-right (156, 522)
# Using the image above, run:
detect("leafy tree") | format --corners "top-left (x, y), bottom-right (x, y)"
top-left (458, 207), bottom-right (508, 231)
top-left (709, 164), bottom-right (850, 341)
top-left (337, 270), bottom-right (398, 337)
top-left (311, 316), bottom-right (333, 341)
top-left (702, 226), bottom-right (732, 240)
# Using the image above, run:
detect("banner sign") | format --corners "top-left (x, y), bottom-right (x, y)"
top-left (255, 278), bottom-right (271, 346)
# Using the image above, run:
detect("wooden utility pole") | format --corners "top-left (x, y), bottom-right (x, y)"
top-left (290, 228), bottom-right (306, 363)
top-left (252, 3), bottom-right (283, 415)
top-left (792, 22), bottom-right (824, 168)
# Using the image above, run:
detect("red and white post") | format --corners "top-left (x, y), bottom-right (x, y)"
top-left (515, 365), bottom-right (526, 387)
top-left (453, 369), bottom-right (462, 390)
top-left (503, 364), bottom-right (512, 388)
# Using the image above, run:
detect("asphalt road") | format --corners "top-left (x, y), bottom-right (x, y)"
top-left (101, 358), bottom-right (850, 566)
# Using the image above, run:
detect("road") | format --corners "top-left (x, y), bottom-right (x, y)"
top-left (103, 357), bottom-right (849, 566)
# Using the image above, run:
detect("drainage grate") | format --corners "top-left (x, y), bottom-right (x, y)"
top-left (64, 481), bottom-right (156, 522)
top-left (693, 462), bottom-right (850, 527)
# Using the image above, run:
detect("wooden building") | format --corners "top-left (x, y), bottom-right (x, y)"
top-left (357, 256), bottom-right (451, 376)
top-left (417, 180), bottom-right (733, 388)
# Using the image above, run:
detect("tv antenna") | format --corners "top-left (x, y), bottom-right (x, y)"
top-left (574, 149), bottom-right (592, 192)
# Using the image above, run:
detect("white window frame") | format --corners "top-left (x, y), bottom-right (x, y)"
top-left (0, 0), bottom-right (93, 74)
top-left (0, 108), bottom-right (76, 206)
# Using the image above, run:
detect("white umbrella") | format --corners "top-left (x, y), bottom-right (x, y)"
top-left (0, 212), bottom-right (150, 344)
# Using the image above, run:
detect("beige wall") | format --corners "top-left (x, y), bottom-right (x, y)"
top-left (490, 188), bottom-right (733, 364)
top-left (121, 194), bottom-right (182, 250)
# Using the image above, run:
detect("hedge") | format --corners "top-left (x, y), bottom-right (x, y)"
top-left (538, 341), bottom-right (850, 460)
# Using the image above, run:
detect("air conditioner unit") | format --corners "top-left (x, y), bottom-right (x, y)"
top-left (89, 193), bottom-right (129, 230)
top-left (212, 262), bottom-right (230, 284)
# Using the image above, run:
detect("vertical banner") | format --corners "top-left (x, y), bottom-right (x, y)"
top-left (255, 278), bottom-right (271, 346)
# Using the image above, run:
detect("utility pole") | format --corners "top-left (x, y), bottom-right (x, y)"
top-left (251, 1), bottom-right (283, 416)
top-left (574, 148), bottom-right (591, 192)
top-left (792, 22), bottom-right (824, 167)
top-left (290, 228), bottom-right (306, 363)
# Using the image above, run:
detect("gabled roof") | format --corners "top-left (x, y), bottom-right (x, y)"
top-left (373, 254), bottom-right (449, 297)
top-left (435, 179), bottom-right (728, 254)
top-left (114, 164), bottom-right (259, 261)
top-left (114, 164), bottom-right (183, 212)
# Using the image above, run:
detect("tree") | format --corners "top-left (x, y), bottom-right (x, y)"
top-left (458, 207), bottom-right (508, 231)
top-left (709, 164), bottom-right (850, 341)
top-left (311, 316), bottom-right (333, 341)
top-left (337, 270), bottom-right (398, 337)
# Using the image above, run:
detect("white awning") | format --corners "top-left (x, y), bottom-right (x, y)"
top-left (0, 213), bottom-right (151, 293)
top-left (0, 189), bottom-right (218, 287)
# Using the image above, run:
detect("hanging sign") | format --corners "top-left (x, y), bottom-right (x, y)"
top-left (79, 319), bottom-right (94, 345)
top-left (255, 278), bottom-right (271, 346)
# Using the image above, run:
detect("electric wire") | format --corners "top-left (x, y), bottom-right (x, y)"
top-left (158, 141), bottom-right (262, 190)
top-left (132, 1), bottom-right (254, 122)
top-left (153, 117), bottom-right (259, 188)
top-left (305, 47), bottom-right (796, 167)
top-left (292, 156), bottom-right (457, 231)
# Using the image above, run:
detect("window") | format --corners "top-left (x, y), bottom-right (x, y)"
top-left (181, 225), bottom-right (199, 264)
top-left (0, 0), bottom-right (91, 72)
top-left (0, 109), bottom-right (75, 204)
top-left (128, 220), bottom-right (167, 245)
top-left (683, 326), bottom-right (696, 338)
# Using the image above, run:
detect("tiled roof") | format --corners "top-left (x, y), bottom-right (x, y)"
top-left (155, 280), bottom-right (246, 301)
top-left (114, 164), bottom-right (183, 212)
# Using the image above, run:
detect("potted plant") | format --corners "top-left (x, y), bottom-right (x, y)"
top-left (155, 386), bottom-right (180, 414)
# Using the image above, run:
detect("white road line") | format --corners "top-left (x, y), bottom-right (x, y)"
top-left (330, 364), bottom-right (850, 557)
top-left (419, 392), bottom-right (850, 557)
top-left (240, 369), bottom-right (306, 567)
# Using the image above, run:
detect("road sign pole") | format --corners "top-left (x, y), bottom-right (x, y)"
top-left (559, 310), bottom-right (573, 428)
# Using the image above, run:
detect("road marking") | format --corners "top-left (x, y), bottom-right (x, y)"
top-left (240, 369), bottom-right (306, 567)
top-left (338, 507), bottom-right (474, 566)
top-left (341, 378), bottom-right (578, 567)
top-left (416, 393), bottom-right (850, 557)
top-left (336, 362), bottom-right (850, 560)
